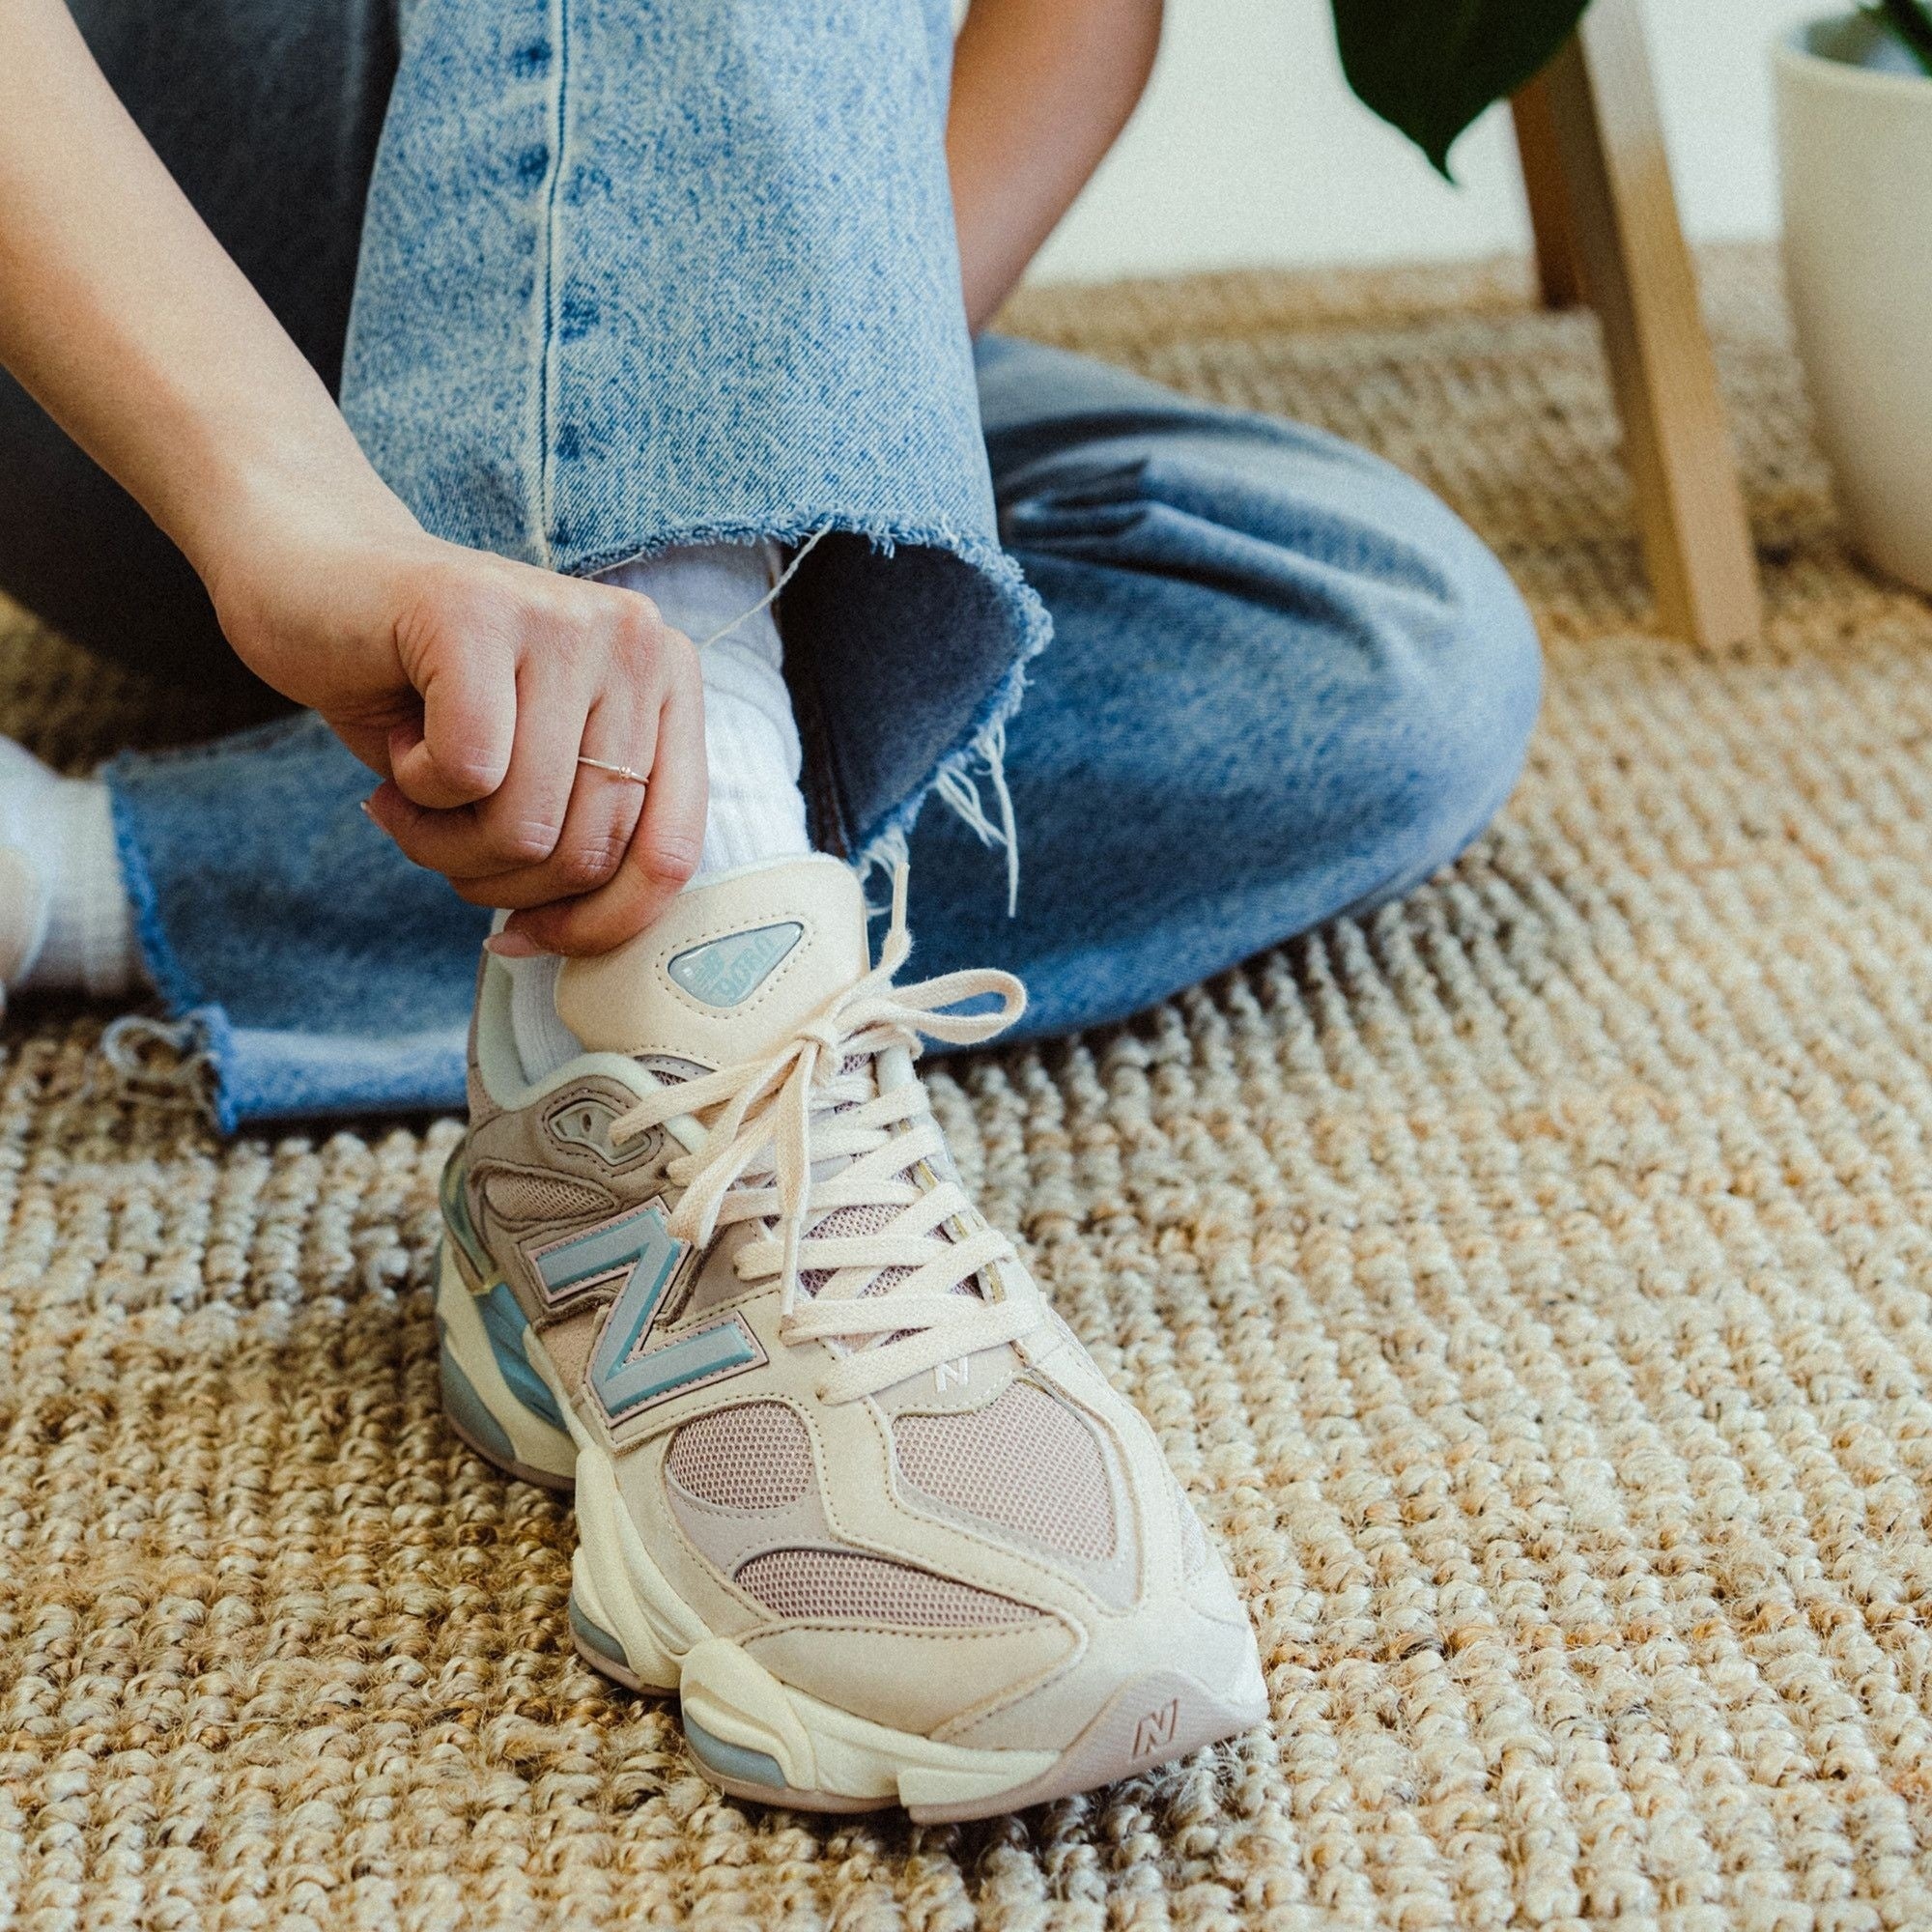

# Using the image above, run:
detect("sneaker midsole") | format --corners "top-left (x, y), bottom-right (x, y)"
top-left (435, 1239), bottom-right (578, 1484)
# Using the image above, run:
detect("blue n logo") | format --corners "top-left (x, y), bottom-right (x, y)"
top-left (527, 1202), bottom-right (764, 1425)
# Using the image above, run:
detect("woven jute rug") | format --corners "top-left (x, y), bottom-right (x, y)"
top-left (7, 248), bottom-right (1932, 1931)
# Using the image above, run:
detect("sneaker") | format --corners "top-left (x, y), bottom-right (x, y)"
top-left (438, 854), bottom-right (1266, 1819)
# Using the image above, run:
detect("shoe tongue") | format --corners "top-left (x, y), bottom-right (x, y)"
top-left (554, 856), bottom-right (869, 1068)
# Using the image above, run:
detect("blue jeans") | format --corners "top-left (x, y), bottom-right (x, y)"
top-left (0, 0), bottom-right (1541, 1129)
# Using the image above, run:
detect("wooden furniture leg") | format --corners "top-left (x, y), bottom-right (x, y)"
top-left (1509, 0), bottom-right (1762, 647)
top-left (1510, 79), bottom-right (1586, 310)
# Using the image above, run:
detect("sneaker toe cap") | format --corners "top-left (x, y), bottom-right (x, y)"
top-left (941, 1586), bottom-right (1267, 1758)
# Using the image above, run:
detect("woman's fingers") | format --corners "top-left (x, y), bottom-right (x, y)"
top-left (372, 664), bottom-right (591, 879)
top-left (503, 668), bottom-right (707, 954)
top-left (352, 565), bottom-right (707, 952)
top-left (445, 703), bottom-right (654, 909)
top-left (388, 633), bottom-right (518, 810)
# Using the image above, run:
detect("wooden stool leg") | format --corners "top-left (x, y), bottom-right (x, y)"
top-left (1520, 0), bottom-right (1762, 647)
top-left (1511, 79), bottom-right (1586, 310)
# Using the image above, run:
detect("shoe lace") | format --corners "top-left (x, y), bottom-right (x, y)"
top-left (609, 866), bottom-right (1044, 1404)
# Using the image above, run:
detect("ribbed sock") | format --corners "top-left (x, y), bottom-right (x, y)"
top-left (503, 540), bottom-right (815, 1083)
top-left (0, 739), bottom-right (145, 997)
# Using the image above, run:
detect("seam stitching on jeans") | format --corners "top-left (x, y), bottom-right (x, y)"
top-left (535, 0), bottom-right (570, 569)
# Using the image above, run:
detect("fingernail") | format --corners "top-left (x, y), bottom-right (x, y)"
top-left (357, 797), bottom-right (374, 817)
top-left (485, 930), bottom-right (542, 958)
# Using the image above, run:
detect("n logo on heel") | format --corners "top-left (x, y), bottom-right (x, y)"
top-left (527, 1203), bottom-right (764, 1425)
top-left (1131, 1697), bottom-right (1180, 1760)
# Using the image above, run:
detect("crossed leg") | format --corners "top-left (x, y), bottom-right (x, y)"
top-left (907, 337), bottom-right (1542, 1041)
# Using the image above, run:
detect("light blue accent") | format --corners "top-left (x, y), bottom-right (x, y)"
top-left (536, 1204), bottom-right (683, 1300)
top-left (668, 923), bottom-right (804, 1009)
top-left (682, 1715), bottom-right (788, 1794)
top-left (1799, 13), bottom-right (1928, 77)
top-left (478, 1280), bottom-right (567, 1430)
top-left (440, 1142), bottom-right (483, 1266)
top-left (596, 1321), bottom-right (760, 1416)
top-left (438, 1328), bottom-right (518, 1467)
top-left (571, 1203), bottom-right (760, 1419)
top-left (568, 1595), bottom-right (628, 1667)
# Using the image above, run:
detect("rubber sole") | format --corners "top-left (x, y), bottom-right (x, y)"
top-left (434, 1237), bottom-right (1264, 1820)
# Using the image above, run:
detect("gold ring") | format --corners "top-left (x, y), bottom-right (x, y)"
top-left (577, 754), bottom-right (648, 785)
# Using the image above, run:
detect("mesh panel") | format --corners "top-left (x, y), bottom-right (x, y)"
top-left (666, 1403), bottom-right (812, 1511)
top-left (637, 1054), bottom-right (710, 1084)
top-left (895, 1382), bottom-right (1117, 1561)
top-left (799, 1199), bottom-right (905, 1301)
top-left (733, 1547), bottom-right (1035, 1627)
top-left (482, 1169), bottom-right (611, 1225)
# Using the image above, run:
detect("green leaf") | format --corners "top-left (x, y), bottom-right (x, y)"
top-left (1865, 0), bottom-right (1932, 75)
top-left (1330, 0), bottom-right (1593, 177)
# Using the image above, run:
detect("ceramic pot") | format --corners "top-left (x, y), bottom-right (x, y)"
top-left (1776, 14), bottom-right (1932, 593)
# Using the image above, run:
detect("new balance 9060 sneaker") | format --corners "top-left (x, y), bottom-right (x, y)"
top-left (437, 854), bottom-right (1266, 1819)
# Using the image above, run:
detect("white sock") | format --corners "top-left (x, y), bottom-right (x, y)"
top-left (611, 540), bottom-right (812, 874)
top-left (503, 540), bottom-right (813, 1082)
top-left (0, 739), bottom-right (145, 997)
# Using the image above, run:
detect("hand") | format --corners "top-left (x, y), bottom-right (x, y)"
top-left (0, 0), bottom-right (702, 952)
top-left (207, 488), bottom-right (706, 954)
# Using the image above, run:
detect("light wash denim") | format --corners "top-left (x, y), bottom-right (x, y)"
top-left (0, 0), bottom-right (1541, 1129)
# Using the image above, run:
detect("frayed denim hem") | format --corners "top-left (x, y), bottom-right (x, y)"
top-left (98, 1002), bottom-right (469, 1135)
top-left (845, 537), bottom-right (1051, 900)
top-left (582, 511), bottom-right (1053, 909)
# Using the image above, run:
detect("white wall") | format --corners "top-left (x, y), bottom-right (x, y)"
top-left (1030, 0), bottom-right (1826, 283)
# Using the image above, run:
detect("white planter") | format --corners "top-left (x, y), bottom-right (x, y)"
top-left (1775, 14), bottom-right (1932, 594)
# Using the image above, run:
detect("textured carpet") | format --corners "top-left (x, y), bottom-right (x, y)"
top-left (7, 249), bottom-right (1932, 1930)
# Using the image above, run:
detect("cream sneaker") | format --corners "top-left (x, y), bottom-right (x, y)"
top-left (438, 855), bottom-right (1266, 1819)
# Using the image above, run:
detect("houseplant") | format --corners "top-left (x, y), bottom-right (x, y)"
top-left (1327, 0), bottom-right (1591, 174)
top-left (1776, 4), bottom-right (1932, 593)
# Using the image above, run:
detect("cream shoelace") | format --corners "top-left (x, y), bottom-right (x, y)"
top-left (610, 868), bottom-right (1046, 1404)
